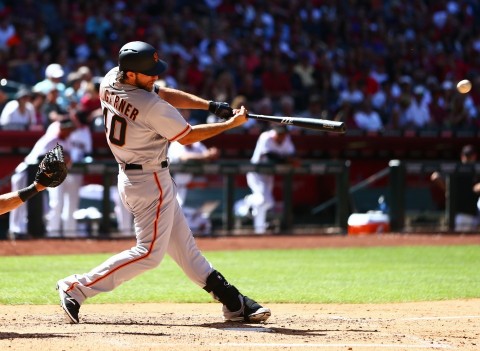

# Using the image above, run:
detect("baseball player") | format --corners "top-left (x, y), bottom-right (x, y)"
top-left (47, 110), bottom-right (93, 236)
top-left (9, 120), bottom-right (74, 238)
top-left (57, 41), bottom-right (271, 324)
top-left (244, 125), bottom-right (296, 234)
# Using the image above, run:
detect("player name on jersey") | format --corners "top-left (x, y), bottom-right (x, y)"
top-left (102, 90), bottom-right (139, 121)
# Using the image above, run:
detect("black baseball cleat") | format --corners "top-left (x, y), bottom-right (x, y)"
top-left (223, 295), bottom-right (271, 323)
top-left (57, 284), bottom-right (80, 324)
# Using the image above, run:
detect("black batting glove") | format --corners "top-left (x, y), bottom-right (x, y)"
top-left (208, 101), bottom-right (234, 119)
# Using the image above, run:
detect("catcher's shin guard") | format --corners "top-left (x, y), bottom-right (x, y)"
top-left (203, 270), bottom-right (242, 312)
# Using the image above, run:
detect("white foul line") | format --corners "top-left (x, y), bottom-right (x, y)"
top-left (400, 315), bottom-right (480, 321)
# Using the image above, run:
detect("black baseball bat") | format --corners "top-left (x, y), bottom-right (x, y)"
top-left (247, 114), bottom-right (345, 133)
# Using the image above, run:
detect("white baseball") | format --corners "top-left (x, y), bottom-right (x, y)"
top-left (457, 79), bottom-right (472, 94)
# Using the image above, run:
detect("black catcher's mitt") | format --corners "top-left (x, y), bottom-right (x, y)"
top-left (35, 143), bottom-right (68, 187)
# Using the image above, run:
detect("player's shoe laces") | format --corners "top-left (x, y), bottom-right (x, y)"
top-left (56, 283), bottom-right (80, 324)
top-left (223, 295), bottom-right (271, 323)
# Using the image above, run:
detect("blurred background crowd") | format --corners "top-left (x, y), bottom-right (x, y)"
top-left (0, 0), bottom-right (480, 133)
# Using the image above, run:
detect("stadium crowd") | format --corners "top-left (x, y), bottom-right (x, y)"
top-left (0, 0), bottom-right (479, 133)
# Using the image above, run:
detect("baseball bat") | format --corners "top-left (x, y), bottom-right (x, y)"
top-left (247, 114), bottom-right (346, 133)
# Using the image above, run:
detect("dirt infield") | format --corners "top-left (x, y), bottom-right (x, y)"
top-left (1, 233), bottom-right (479, 351)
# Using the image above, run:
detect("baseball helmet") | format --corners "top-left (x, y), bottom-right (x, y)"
top-left (118, 41), bottom-right (167, 76)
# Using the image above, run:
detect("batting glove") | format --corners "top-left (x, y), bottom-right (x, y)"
top-left (208, 101), bottom-right (234, 120)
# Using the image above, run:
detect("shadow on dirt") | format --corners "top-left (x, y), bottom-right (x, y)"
top-left (83, 320), bottom-right (377, 337)
top-left (0, 332), bottom-right (70, 339)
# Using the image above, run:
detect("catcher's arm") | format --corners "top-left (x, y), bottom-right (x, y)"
top-left (0, 144), bottom-right (68, 215)
top-left (0, 183), bottom-right (45, 215)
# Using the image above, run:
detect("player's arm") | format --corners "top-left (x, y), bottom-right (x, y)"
top-left (0, 182), bottom-right (46, 215)
top-left (0, 143), bottom-right (69, 215)
top-left (178, 107), bottom-right (248, 145)
top-left (156, 86), bottom-right (233, 119)
top-left (157, 86), bottom-right (209, 110)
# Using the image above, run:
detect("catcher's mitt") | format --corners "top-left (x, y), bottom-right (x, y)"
top-left (35, 143), bottom-right (68, 187)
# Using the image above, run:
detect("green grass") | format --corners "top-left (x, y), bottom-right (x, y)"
top-left (1, 245), bottom-right (479, 305)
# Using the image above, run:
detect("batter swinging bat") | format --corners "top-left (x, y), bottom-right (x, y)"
top-left (247, 114), bottom-right (346, 133)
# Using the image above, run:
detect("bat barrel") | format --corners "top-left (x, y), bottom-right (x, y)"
top-left (247, 114), bottom-right (345, 133)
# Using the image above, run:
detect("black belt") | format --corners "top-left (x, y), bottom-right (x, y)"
top-left (125, 160), bottom-right (169, 170)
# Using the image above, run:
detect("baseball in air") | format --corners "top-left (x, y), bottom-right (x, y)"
top-left (457, 79), bottom-right (472, 94)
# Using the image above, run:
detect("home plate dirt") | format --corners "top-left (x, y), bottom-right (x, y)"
top-left (0, 300), bottom-right (478, 350)
top-left (0, 234), bottom-right (479, 350)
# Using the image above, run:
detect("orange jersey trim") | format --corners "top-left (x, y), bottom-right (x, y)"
top-left (169, 124), bottom-right (191, 142)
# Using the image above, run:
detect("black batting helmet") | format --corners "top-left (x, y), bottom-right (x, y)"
top-left (118, 41), bottom-right (167, 76)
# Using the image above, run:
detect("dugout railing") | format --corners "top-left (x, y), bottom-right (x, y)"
top-left (388, 160), bottom-right (480, 232)
top-left (22, 159), bottom-right (351, 237)
top-left (16, 159), bottom-right (479, 237)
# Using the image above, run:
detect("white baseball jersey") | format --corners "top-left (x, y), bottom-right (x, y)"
top-left (10, 122), bottom-right (71, 235)
top-left (246, 129), bottom-right (295, 233)
top-left (47, 125), bottom-right (93, 236)
top-left (58, 67), bottom-right (214, 305)
top-left (101, 67), bottom-right (191, 165)
top-left (250, 129), bottom-right (295, 164)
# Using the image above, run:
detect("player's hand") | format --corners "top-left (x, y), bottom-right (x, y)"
top-left (208, 101), bottom-right (234, 120)
top-left (229, 106), bottom-right (248, 127)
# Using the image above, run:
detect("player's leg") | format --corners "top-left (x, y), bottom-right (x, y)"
top-left (57, 169), bottom-right (175, 323)
top-left (62, 174), bottom-right (82, 236)
top-left (247, 173), bottom-right (275, 234)
top-left (46, 183), bottom-right (65, 237)
top-left (9, 171), bottom-right (28, 236)
top-left (167, 201), bottom-right (271, 323)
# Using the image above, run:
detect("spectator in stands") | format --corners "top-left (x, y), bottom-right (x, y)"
top-left (292, 50), bottom-right (316, 109)
top-left (78, 79), bottom-right (102, 121)
top-left (0, 86), bottom-right (8, 115)
top-left (333, 100), bottom-right (356, 130)
top-left (0, 14), bottom-right (15, 52)
top-left (431, 144), bottom-right (480, 232)
top-left (353, 97), bottom-right (384, 132)
top-left (77, 66), bottom-right (94, 96)
top-left (338, 79), bottom-right (364, 107)
top-left (33, 63), bottom-right (67, 109)
top-left (30, 91), bottom-right (47, 127)
top-left (0, 88), bottom-right (39, 131)
top-left (64, 71), bottom-right (83, 110)
top-left (242, 124), bottom-right (298, 234)
top-left (9, 118), bottom-right (75, 238)
top-left (38, 84), bottom-right (68, 128)
top-left (371, 80), bottom-right (398, 128)
top-left (400, 85), bottom-right (432, 129)
top-left (428, 86), bottom-right (449, 129)
top-left (261, 57), bottom-right (293, 104)
top-left (445, 93), bottom-right (477, 130)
